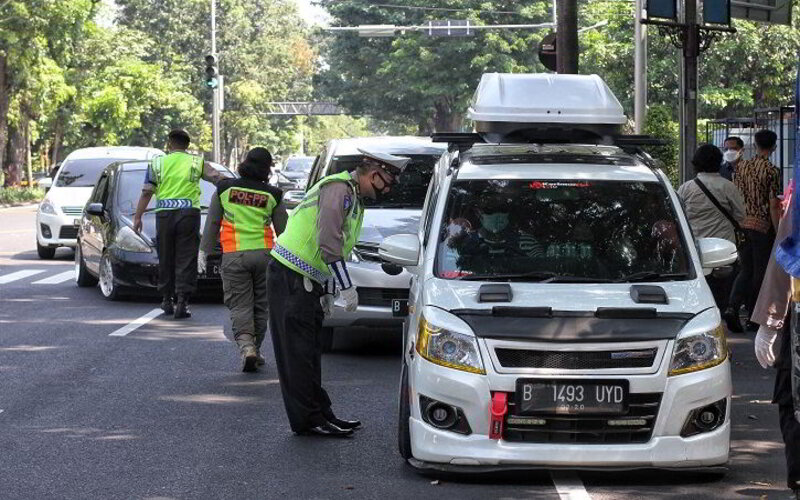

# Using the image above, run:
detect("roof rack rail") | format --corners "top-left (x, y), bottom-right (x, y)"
top-left (431, 132), bottom-right (485, 152)
top-left (432, 131), bottom-right (666, 151)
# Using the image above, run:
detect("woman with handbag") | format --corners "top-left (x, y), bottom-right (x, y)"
top-left (677, 144), bottom-right (746, 328)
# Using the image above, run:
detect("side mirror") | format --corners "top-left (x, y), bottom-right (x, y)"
top-left (379, 233), bottom-right (420, 267)
top-left (698, 237), bottom-right (738, 275)
top-left (38, 177), bottom-right (52, 190)
top-left (86, 203), bottom-right (105, 217)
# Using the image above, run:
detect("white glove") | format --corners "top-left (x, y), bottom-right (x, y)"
top-left (198, 250), bottom-right (207, 275)
top-left (340, 286), bottom-right (359, 313)
top-left (754, 325), bottom-right (779, 369)
top-left (320, 294), bottom-right (335, 318)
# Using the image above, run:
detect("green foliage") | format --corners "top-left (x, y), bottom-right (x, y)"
top-left (0, 187), bottom-right (45, 205)
top-left (643, 105), bottom-right (680, 186)
top-left (300, 115), bottom-right (371, 154)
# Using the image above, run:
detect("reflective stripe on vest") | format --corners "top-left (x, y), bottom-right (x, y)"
top-left (270, 171), bottom-right (364, 283)
top-left (152, 152), bottom-right (203, 211)
top-left (219, 185), bottom-right (278, 252)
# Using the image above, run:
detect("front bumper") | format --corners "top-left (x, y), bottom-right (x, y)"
top-left (37, 211), bottom-right (79, 248)
top-left (108, 248), bottom-right (222, 292)
top-left (408, 353), bottom-right (731, 469)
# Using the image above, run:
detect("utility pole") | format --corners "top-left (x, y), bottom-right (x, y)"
top-left (556, 0), bottom-right (579, 74)
top-left (634, 0), bottom-right (647, 134)
top-left (679, 0), bottom-right (699, 184)
top-left (211, 0), bottom-right (221, 163)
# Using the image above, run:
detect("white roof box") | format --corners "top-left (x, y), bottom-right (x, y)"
top-left (468, 73), bottom-right (627, 125)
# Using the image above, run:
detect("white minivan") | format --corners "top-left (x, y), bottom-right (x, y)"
top-left (36, 146), bottom-right (162, 258)
top-left (379, 74), bottom-right (737, 472)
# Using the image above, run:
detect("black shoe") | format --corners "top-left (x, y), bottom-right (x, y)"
top-left (327, 417), bottom-right (362, 430)
top-left (255, 350), bottom-right (266, 366)
top-left (160, 297), bottom-right (174, 315)
top-left (174, 297), bottom-right (191, 319)
top-left (296, 421), bottom-right (353, 438)
top-left (722, 307), bottom-right (743, 333)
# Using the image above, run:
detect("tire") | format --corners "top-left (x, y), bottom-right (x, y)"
top-left (398, 362), bottom-right (412, 460)
top-left (37, 241), bottom-right (56, 259)
top-left (320, 327), bottom-right (335, 353)
top-left (99, 251), bottom-right (123, 301)
top-left (74, 242), bottom-right (98, 287)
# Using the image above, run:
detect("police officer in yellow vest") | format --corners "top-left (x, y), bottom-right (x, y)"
top-left (133, 129), bottom-right (222, 318)
top-left (200, 147), bottom-right (287, 372)
top-left (268, 149), bottom-right (409, 437)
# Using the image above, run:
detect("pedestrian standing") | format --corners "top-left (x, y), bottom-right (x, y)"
top-left (750, 193), bottom-right (800, 498)
top-left (678, 144), bottom-right (746, 311)
top-left (720, 136), bottom-right (745, 181)
top-left (727, 129), bottom-right (782, 332)
top-left (133, 129), bottom-right (222, 318)
top-left (267, 149), bottom-right (409, 437)
top-left (199, 147), bottom-right (287, 372)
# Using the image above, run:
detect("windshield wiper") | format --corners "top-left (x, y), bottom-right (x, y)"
top-left (614, 271), bottom-right (690, 283)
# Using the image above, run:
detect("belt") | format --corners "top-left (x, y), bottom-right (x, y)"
top-left (272, 244), bottom-right (328, 284)
top-left (157, 198), bottom-right (193, 209)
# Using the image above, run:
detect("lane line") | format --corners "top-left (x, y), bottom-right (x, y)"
top-left (32, 270), bottom-right (75, 285)
top-left (108, 308), bottom-right (163, 337)
top-left (551, 471), bottom-right (591, 500)
top-left (0, 269), bottom-right (45, 284)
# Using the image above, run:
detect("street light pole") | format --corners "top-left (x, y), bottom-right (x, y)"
top-left (211, 0), bottom-right (221, 163)
top-left (634, 0), bottom-right (647, 134)
top-left (556, 0), bottom-right (579, 74)
top-left (680, 0), bottom-right (699, 184)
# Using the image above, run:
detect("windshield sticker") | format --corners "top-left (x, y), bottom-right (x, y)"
top-left (529, 181), bottom-right (590, 189)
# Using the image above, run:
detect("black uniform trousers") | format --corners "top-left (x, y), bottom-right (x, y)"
top-left (731, 229), bottom-right (775, 313)
top-left (776, 317), bottom-right (800, 490)
top-left (156, 208), bottom-right (200, 299)
top-left (267, 259), bottom-right (333, 431)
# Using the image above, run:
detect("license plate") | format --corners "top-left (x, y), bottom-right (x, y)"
top-left (516, 379), bottom-right (629, 415)
top-left (204, 263), bottom-right (220, 278)
top-left (392, 299), bottom-right (409, 317)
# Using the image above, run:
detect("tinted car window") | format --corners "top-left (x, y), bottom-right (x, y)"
top-left (436, 179), bottom-right (691, 282)
top-left (284, 157), bottom-right (314, 172)
top-left (56, 158), bottom-right (126, 187)
top-left (116, 169), bottom-right (229, 215)
top-left (327, 154), bottom-right (439, 208)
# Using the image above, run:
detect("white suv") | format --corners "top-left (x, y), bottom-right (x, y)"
top-left (379, 74), bottom-right (737, 472)
top-left (36, 146), bottom-right (162, 259)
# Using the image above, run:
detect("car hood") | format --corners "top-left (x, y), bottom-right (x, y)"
top-left (44, 186), bottom-right (94, 209)
top-left (358, 208), bottom-right (421, 245)
top-left (280, 171), bottom-right (308, 180)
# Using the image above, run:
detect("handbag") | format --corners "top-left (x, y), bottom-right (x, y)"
top-left (694, 178), bottom-right (746, 248)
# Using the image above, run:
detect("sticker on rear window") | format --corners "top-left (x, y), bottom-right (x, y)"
top-left (529, 181), bottom-right (590, 189)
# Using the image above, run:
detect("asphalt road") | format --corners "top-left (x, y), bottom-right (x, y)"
top-left (0, 204), bottom-right (794, 499)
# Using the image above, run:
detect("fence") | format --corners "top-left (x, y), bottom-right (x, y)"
top-left (706, 106), bottom-right (796, 191)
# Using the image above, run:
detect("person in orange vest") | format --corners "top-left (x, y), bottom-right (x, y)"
top-left (200, 147), bottom-right (287, 371)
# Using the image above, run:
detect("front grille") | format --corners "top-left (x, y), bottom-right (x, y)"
top-left (59, 226), bottom-right (78, 239)
top-left (61, 206), bottom-right (83, 216)
top-left (495, 348), bottom-right (658, 370)
top-left (357, 287), bottom-right (409, 307)
top-left (503, 392), bottom-right (662, 444)
top-left (354, 243), bottom-right (383, 263)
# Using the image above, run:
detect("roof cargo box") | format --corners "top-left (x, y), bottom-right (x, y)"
top-left (468, 73), bottom-right (628, 143)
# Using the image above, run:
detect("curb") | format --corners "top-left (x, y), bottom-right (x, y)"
top-left (0, 202), bottom-right (39, 209)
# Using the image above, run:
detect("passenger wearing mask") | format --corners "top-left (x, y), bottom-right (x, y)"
top-left (678, 144), bottom-right (745, 312)
top-left (720, 136), bottom-right (745, 181)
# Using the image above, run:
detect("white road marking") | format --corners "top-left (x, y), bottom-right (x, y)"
top-left (108, 308), bottom-right (163, 337)
top-left (0, 269), bottom-right (45, 284)
top-left (32, 270), bottom-right (75, 285)
top-left (551, 471), bottom-right (591, 500)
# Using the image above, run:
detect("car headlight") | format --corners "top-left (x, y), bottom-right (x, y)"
top-left (39, 199), bottom-right (57, 215)
top-left (417, 316), bottom-right (485, 374)
top-left (669, 324), bottom-right (727, 376)
top-left (114, 226), bottom-right (152, 253)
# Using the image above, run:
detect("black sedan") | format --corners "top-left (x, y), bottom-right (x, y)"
top-left (74, 160), bottom-right (234, 300)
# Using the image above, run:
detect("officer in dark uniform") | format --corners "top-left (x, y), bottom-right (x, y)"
top-left (200, 147), bottom-right (287, 372)
top-left (133, 129), bottom-right (222, 318)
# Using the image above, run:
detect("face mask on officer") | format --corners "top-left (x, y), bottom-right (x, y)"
top-left (368, 169), bottom-right (395, 201)
top-left (480, 211), bottom-right (510, 234)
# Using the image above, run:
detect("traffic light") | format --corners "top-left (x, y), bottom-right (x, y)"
top-left (205, 55), bottom-right (218, 88)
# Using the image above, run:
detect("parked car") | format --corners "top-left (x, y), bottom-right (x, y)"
top-left (303, 136), bottom-right (447, 350)
top-left (272, 156), bottom-right (314, 191)
top-left (380, 73), bottom-right (736, 472)
top-left (36, 147), bottom-right (163, 259)
top-left (74, 160), bottom-right (235, 300)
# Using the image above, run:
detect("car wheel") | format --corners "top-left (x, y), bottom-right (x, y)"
top-left (398, 362), bottom-right (412, 460)
top-left (74, 242), bottom-right (98, 287)
top-left (320, 327), bottom-right (335, 353)
top-left (99, 252), bottom-right (122, 301)
top-left (37, 241), bottom-right (56, 259)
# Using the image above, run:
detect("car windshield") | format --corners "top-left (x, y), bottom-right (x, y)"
top-left (436, 179), bottom-right (692, 282)
top-left (328, 154), bottom-right (439, 208)
top-left (284, 158), bottom-right (314, 172)
top-left (56, 158), bottom-right (127, 187)
top-left (116, 169), bottom-right (228, 215)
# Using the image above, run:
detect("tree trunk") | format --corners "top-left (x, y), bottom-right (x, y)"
top-left (0, 54), bottom-right (10, 184)
top-left (5, 122), bottom-right (26, 187)
top-left (432, 98), bottom-right (463, 133)
top-left (51, 121), bottom-right (63, 167)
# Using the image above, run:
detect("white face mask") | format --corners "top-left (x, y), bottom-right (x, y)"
top-left (480, 212), bottom-right (509, 234)
top-left (723, 150), bottom-right (740, 163)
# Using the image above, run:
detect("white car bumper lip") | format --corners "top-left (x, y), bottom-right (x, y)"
top-left (37, 211), bottom-right (79, 247)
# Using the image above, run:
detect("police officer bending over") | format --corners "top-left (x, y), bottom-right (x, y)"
top-left (134, 129), bottom-right (222, 318)
top-left (200, 147), bottom-right (287, 372)
top-left (268, 149), bottom-right (409, 437)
